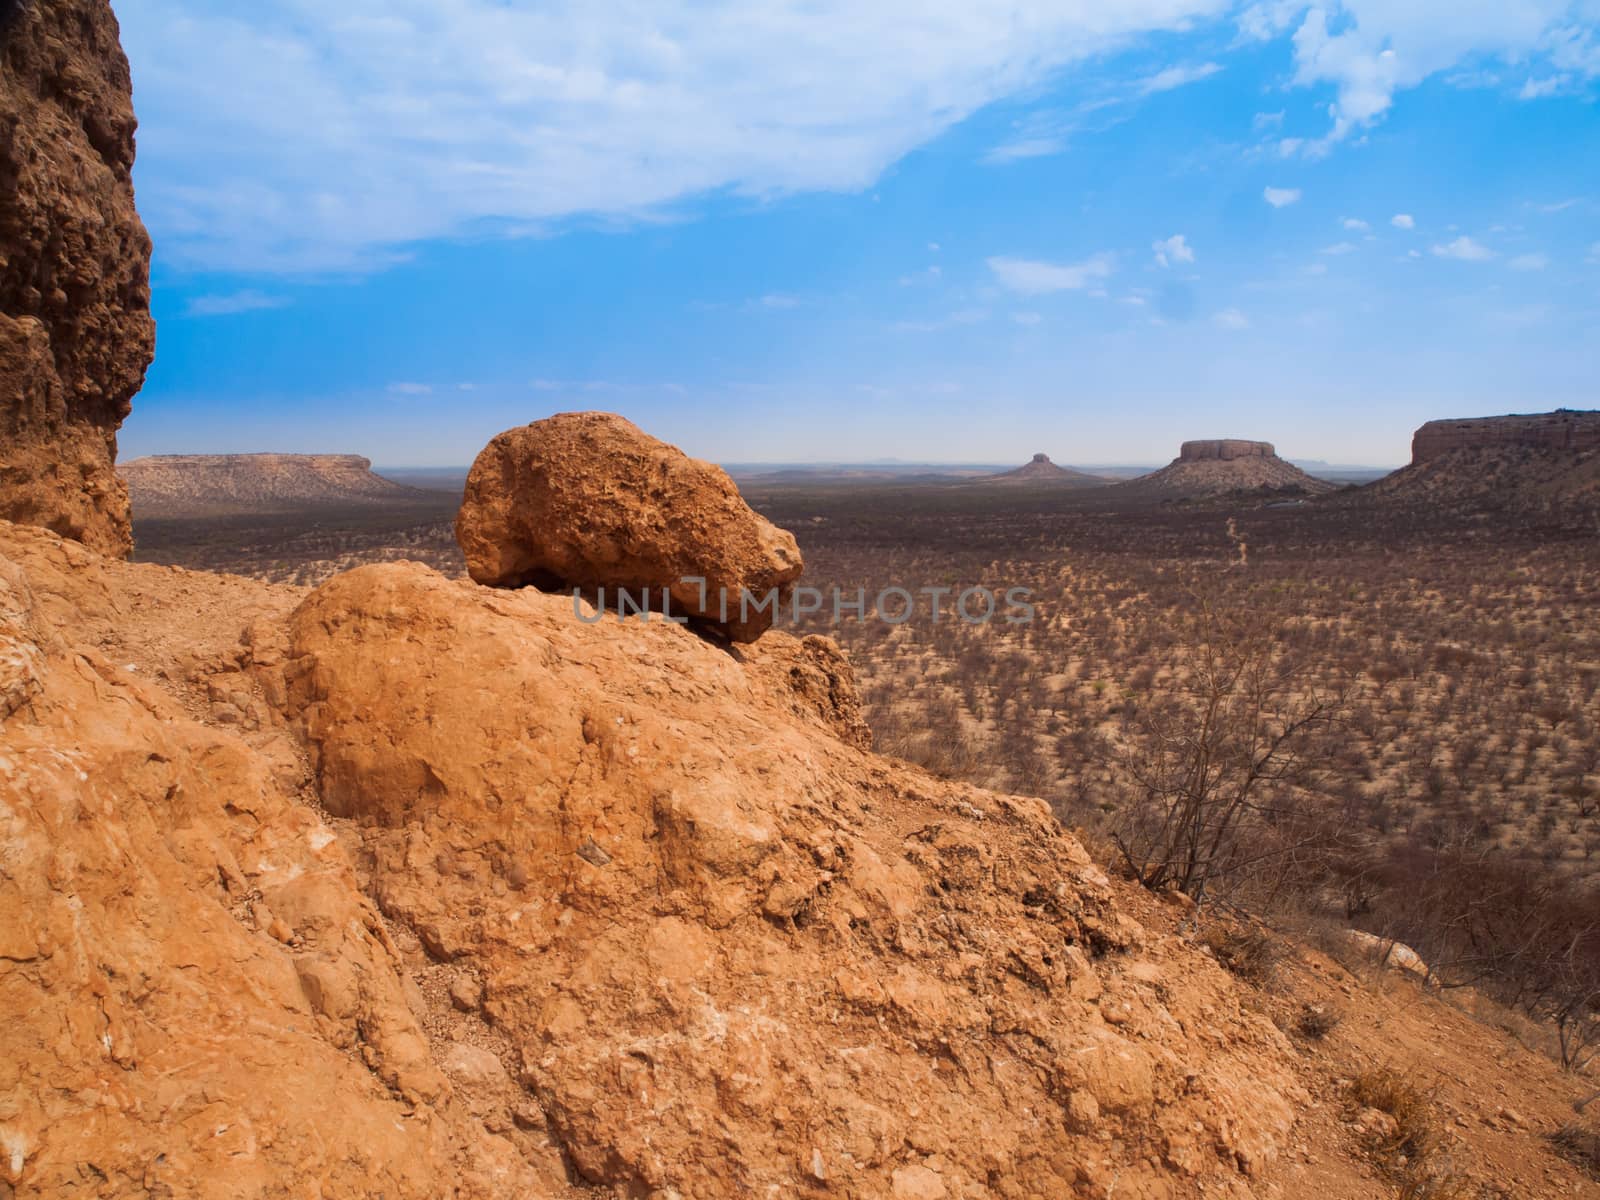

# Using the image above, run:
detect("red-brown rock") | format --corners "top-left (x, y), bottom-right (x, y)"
top-left (455, 413), bottom-right (803, 642)
top-left (0, 0), bottom-right (155, 556)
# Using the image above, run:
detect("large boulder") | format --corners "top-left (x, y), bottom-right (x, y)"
top-left (454, 412), bottom-right (802, 642)
top-left (0, 0), bottom-right (155, 556)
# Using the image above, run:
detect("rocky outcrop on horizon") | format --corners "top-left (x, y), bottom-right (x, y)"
top-left (1118, 439), bottom-right (1334, 500)
top-left (456, 412), bottom-right (804, 642)
top-left (982, 452), bottom-right (1105, 487)
top-left (0, 0), bottom-right (154, 556)
top-left (1178, 439), bottom-right (1274, 463)
top-left (1360, 409), bottom-right (1600, 527)
top-left (1411, 409), bottom-right (1600, 463)
top-left (121, 453), bottom-right (423, 516)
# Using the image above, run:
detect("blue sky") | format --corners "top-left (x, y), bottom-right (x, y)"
top-left (116, 1), bottom-right (1599, 467)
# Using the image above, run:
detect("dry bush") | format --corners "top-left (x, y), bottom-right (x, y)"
top-left (1550, 1123), bottom-right (1600, 1179)
top-left (1295, 1003), bottom-right (1341, 1041)
top-left (1201, 920), bottom-right (1282, 986)
top-left (1348, 1065), bottom-right (1443, 1165)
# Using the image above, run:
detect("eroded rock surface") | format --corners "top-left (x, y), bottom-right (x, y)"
top-left (1121, 440), bottom-right (1333, 499)
top-left (0, 0), bottom-right (154, 555)
top-left (285, 560), bottom-right (1304, 1198)
top-left (454, 412), bottom-right (803, 642)
top-left (0, 527), bottom-right (558, 1199)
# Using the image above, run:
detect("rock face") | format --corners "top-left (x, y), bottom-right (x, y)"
top-left (0, 0), bottom-right (154, 556)
top-left (0, 525), bottom-right (553, 1199)
top-left (285, 559), bottom-right (1303, 1197)
top-left (122, 453), bottom-right (422, 516)
top-left (1179, 440), bottom-right (1274, 463)
top-left (1411, 409), bottom-right (1600, 463)
top-left (984, 452), bottom-right (1105, 487)
top-left (455, 412), bottom-right (803, 642)
top-left (1122, 440), bottom-right (1334, 499)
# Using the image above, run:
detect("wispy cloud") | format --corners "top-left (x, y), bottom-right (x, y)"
top-left (387, 382), bottom-right (434, 396)
top-left (118, 1), bottom-right (1236, 273)
top-left (1391, 213), bottom-right (1416, 230)
top-left (756, 293), bottom-right (801, 309)
top-left (1263, 186), bottom-right (1302, 207)
top-left (1341, 217), bottom-right (1370, 231)
top-left (1137, 61), bottom-right (1224, 94)
top-left (1152, 234), bottom-right (1195, 268)
top-left (184, 289), bottom-right (289, 317)
top-left (987, 253), bottom-right (1115, 294)
top-left (1431, 236), bottom-right (1495, 261)
top-left (1508, 252), bottom-right (1549, 270)
top-left (1320, 241), bottom-right (1357, 255)
top-left (1213, 307), bottom-right (1251, 330)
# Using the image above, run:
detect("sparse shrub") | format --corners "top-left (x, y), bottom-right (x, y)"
top-left (1550, 1123), bottom-right (1600, 1179)
top-left (1201, 920), bottom-right (1281, 986)
top-left (1348, 1065), bottom-right (1440, 1164)
top-left (1295, 1003), bottom-right (1341, 1041)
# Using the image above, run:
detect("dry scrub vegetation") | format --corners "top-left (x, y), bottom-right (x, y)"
top-left (136, 479), bottom-right (1600, 1081)
top-left (749, 481), bottom-right (1600, 1074)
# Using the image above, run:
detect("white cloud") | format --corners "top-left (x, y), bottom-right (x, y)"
top-left (898, 265), bottom-right (943, 286)
top-left (1252, 109), bottom-right (1286, 129)
top-left (987, 253), bottom-right (1115, 294)
top-left (1012, 311), bottom-right (1043, 325)
top-left (1431, 235), bottom-right (1495, 261)
top-left (388, 382), bottom-right (433, 396)
top-left (1264, 186), bottom-right (1302, 207)
top-left (1276, 2), bottom-right (1596, 154)
top-left (1589, 241), bottom-right (1600, 263)
top-left (1320, 241), bottom-right (1357, 255)
top-left (184, 289), bottom-right (290, 317)
top-left (1138, 61), bottom-right (1224, 93)
top-left (1519, 74), bottom-right (1571, 98)
top-left (1391, 213), bottom-right (1416, 229)
top-left (757, 293), bottom-right (801, 309)
top-left (1341, 217), bottom-right (1370, 231)
top-left (118, 0), bottom-right (1236, 272)
top-left (1152, 234), bottom-right (1195, 268)
top-left (1508, 252), bottom-right (1549, 270)
top-left (1213, 307), bottom-right (1251, 330)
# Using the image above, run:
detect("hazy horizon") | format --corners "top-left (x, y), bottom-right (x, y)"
top-left (112, 2), bottom-right (1599, 467)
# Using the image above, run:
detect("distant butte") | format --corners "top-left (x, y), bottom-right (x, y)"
top-left (1120, 439), bottom-right (1334, 499)
top-left (982, 452), bottom-right (1106, 487)
top-left (120, 453), bottom-right (423, 516)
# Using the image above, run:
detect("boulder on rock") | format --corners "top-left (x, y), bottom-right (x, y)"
top-left (455, 412), bottom-right (803, 642)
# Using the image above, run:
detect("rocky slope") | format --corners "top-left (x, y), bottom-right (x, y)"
top-left (121, 453), bottom-right (423, 516)
top-left (0, 0), bottom-right (153, 556)
top-left (981, 453), bottom-right (1106, 487)
top-left (1118, 440), bottom-right (1336, 499)
top-left (3, 516), bottom-right (1317, 1198)
top-left (1362, 409), bottom-right (1600, 528)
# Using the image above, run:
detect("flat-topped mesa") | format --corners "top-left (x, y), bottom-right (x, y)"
top-left (1411, 409), bottom-right (1600, 464)
top-left (1179, 439), bottom-right (1275, 462)
top-left (0, 0), bottom-right (155, 556)
top-left (121, 453), bottom-right (418, 514)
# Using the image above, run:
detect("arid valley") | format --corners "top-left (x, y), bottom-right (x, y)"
top-left (5, 1), bottom-right (1600, 1198)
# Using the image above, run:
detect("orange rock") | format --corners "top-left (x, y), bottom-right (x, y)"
top-left (454, 412), bottom-right (803, 641)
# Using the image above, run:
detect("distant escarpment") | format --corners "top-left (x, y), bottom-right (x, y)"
top-left (0, 0), bottom-right (155, 555)
top-left (1363, 409), bottom-right (1600, 528)
top-left (981, 452), bottom-right (1106, 487)
top-left (1412, 409), bottom-right (1600, 462)
top-left (1119, 439), bottom-right (1334, 500)
top-left (122, 453), bottom-right (422, 516)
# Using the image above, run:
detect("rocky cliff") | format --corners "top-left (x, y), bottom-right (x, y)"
top-left (122, 453), bottom-right (422, 515)
top-left (0, 0), bottom-right (154, 555)
top-left (1179, 440), bottom-right (1274, 463)
top-left (1411, 409), bottom-right (1600, 463)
